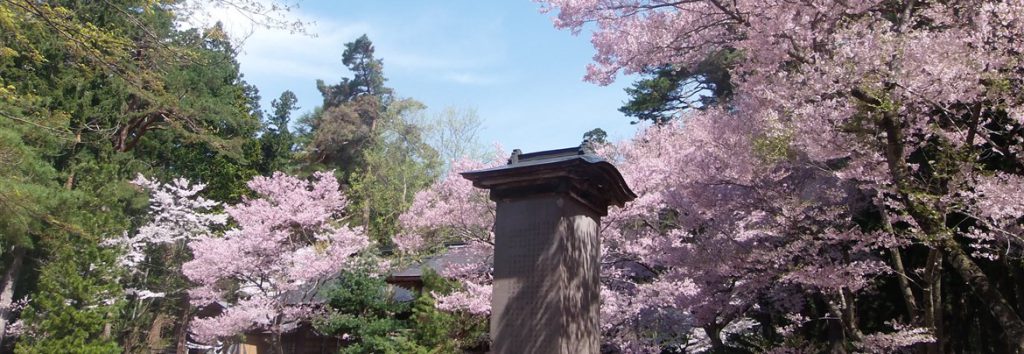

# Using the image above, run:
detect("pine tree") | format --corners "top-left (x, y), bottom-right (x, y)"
top-left (304, 35), bottom-right (393, 180)
top-left (258, 91), bottom-right (299, 175)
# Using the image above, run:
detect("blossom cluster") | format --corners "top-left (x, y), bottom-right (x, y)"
top-left (535, 0), bottom-right (1024, 350)
top-left (396, 156), bottom-right (502, 315)
top-left (183, 171), bottom-right (371, 343)
top-left (120, 172), bottom-right (372, 344)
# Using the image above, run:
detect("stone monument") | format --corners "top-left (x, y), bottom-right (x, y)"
top-left (461, 142), bottom-right (635, 354)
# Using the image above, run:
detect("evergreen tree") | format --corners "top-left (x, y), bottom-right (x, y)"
top-left (618, 50), bottom-right (739, 124)
top-left (317, 34), bottom-right (393, 107)
top-left (315, 269), bottom-right (422, 354)
top-left (15, 231), bottom-right (123, 354)
top-left (270, 91), bottom-right (299, 132)
top-left (408, 268), bottom-right (488, 352)
top-left (315, 267), bottom-right (487, 353)
top-left (0, 113), bottom-right (63, 350)
top-left (0, 1), bottom-right (268, 351)
top-left (258, 90), bottom-right (299, 175)
top-left (304, 35), bottom-right (392, 180)
top-left (582, 128), bottom-right (608, 145)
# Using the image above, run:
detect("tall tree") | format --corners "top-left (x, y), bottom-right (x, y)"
top-left (258, 90), bottom-right (299, 174)
top-left (0, 0), bottom-right (291, 350)
top-left (540, 0), bottom-right (1024, 352)
top-left (304, 35), bottom-right (392, 180)
top-left (302, 35), bottom-right (441, 251)
top-left (316, 34), bottom-right (393, 107)
top-left (270, 91), bottom-right (299, 133)
top-left (348, 98), bottom-right (441, 246)
top-left (0, 112), bottom-right (62, 349)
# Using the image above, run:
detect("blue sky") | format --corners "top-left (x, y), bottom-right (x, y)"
top-left (212, 1), bottom-right (641, 153)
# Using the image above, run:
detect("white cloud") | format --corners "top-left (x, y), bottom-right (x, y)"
top-left (232, 18), bottom-right (370, 82)
top-left (180, 1), bottom-right (369, 82)
top-left (178, 0), bottom-right (516, 110)
top-left (438, 72), bottom-right (507, 86)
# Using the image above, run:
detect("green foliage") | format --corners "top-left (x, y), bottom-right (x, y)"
top-left (314, 270), bottom-right (422, 354)
top-left (304, 95), bottom-right (381, 180)
top-left (349, 99), bottom-right (441, 246)
top-left (304, 35), bottom-right (393, 180)
top-left (0, 125), bottom-right (58, 248)
top-left (270, 91), bottom-right (299, 129)
top-left (0, 3), bottom-right (479, 352)
top-left (299, 36), bottom-right (442, 248)
top-left (408, 268), bottom-right (488, 352)
top-left (317, 34), bottom-right (393, 107)
top-left (0, 0), bottom-right (265, 350)
top-left (314, 267), bottom-right (487, 354)
top-left (583, 128), bottom-right (608, 145)
top-left (15, 235), bottom-right (122, 354)
top-left (257, 90), bottom-right (299, 175)
top-left (620, 49), bottom-right (740, 124)
top-left (423, 106), bottom-right (487, 166)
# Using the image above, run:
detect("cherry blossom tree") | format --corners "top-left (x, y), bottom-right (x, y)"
top-left (396, 158), bottom-right (500, 315)
top-left (538, 0), bottom-right (1024, 352)
top-left (108, 175), bottom-right (227, 276)
top-left (596, 115), bottom-right (918, 352)
top-left (102, 175), bottom-right (229, 351)
top-left (181, 171), bottom-right (371, 351)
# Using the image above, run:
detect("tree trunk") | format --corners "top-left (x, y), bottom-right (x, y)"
top-left (875, 108), bottom-right (1024, 352)
top-left (362, 189), bottom-right (372, 231)
top-left (362, 105), bottom-right (379, 232)
top-left (824, 296), bottom-right (854, 353)
top-left (891, 249), bottom-right (920, 322)
top-left (101, 320), bottom-right (111, 339)
top-left (147, 313), bottom-right (168, 351)
top-left (943, 238), bottom-right (1024, 352)
top-left (402, 169), bottom-right (408, 204)
top-left (703, 323), bottom-right (725, 351)
top-left (1010, 259), bottom-right (1024, 327)
top-left (841, 289), bottom-right (863, 341)
top-left (0, 246), bottom-right (26, 347)
top-left (175, 301), bottom-right (191, 354)
top-left (924, 248), bottom-right (943, 354)
top-left (64, 171), bottom-right (75, 191)
top-left (877, 198), bottom-right (920, 323)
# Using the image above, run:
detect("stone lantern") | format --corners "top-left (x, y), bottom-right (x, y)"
top-left (461, 143), bottom-right (635, 354)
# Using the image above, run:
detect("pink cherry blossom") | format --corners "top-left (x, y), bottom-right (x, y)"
top-left (182, 171), bottom-right (372, 344)
top-left (397, 155), bottom-right (503, 315)
top-left (537, 0), bottom-right (1024, 350)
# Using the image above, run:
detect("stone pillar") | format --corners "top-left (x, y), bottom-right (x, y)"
top-left (462, 144), bottom-right (635, 354)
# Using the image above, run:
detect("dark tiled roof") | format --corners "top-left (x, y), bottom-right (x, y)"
top-left (388, 245), bottom-right (488, 280)
top-left (461, 144), bottom-right (636, 216)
